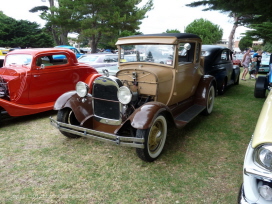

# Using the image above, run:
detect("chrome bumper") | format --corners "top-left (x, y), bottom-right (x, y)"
top-left (238, 185), bottom-right (251, 204)
top-left (245, 167), bottom-right (272, 182)
top-left (49, 117), bottom-right (144, 148)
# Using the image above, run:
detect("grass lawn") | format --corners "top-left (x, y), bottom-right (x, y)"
top-left (0, 72), bottom-right (267, 204)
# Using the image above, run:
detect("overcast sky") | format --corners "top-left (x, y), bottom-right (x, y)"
top-left (0, 0), bottom-right (249, 40)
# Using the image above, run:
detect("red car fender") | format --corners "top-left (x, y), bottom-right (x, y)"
top-left (83, 73), bottom-right (102, 92)
top-left (128, 102), bottom-right (172, 130)
top-left (0, 99), bottom-right (54, 116)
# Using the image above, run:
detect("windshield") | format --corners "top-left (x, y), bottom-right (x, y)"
top-left (5, 54), bottom-right (32, 66)
top-left (120, 44), bottom-right (175, 66)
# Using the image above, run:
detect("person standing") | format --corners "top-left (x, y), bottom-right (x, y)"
top-left (241, 48), bottom-right (252, 81)
top-left (253, 49), bottom-right (262, 78)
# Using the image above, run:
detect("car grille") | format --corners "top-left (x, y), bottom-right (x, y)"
top-left (92, 76), bottom-right (122, 123)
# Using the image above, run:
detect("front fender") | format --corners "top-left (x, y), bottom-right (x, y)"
top-left (54, 91), bottom-right (93, 123)
top-left (128, 102), bottom-right (172, 129)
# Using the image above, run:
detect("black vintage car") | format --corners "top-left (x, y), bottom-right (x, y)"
top-left (202, 45), bottom-right (240, 95)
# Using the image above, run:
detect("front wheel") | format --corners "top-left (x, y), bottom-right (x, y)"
top-left (202, 84), bottom-right (215, 115)
top-left (136, 114), bottom-right (167, 162)
top-left (57, 108), bottom-right (81, 138)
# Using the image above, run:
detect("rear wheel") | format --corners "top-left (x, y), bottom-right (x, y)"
top-left (202, 84), bottom-right (215, 115)
top-left (136, 114), bottom-right (167, 162)
top-left (57, 108), bottom-right (81, 138)
top-left (254, 76), bottom-right (267, 98)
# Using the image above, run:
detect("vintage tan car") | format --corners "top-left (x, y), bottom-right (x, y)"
top-left (50, 33), bottom-right (216, 162)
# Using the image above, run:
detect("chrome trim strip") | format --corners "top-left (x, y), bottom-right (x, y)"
top-left (244, 167), bottom-right (272, 182)
top-left (50, 117), bottom-right (144, 149)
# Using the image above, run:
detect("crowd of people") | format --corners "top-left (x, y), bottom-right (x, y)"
top-left (241, 48), bottom-right (263, 81)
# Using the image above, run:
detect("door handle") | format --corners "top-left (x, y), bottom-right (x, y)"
top-left (34, 75), bottom-right (40, 77)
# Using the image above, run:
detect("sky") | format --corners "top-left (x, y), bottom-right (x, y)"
top-left (0, 0), bottom-right (249, 40)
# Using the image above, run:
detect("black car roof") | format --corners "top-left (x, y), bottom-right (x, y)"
top-left (202, 45), bottom-right (231, 52)
top-left (120, 33), bottom-right (201, 40)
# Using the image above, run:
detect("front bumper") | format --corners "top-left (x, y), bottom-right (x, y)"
top-left (238, 184), bottom-right (251, 204)
top-left (240, 141), bottom-right (272, 204)
top-left (50, 117), bottom-right (144, 148)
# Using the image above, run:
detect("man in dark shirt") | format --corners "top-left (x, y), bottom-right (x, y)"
top-left (253, 49), bottom-right (262, 78)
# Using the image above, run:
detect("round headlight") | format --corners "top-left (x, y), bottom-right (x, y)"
top-left (117, 86), bottom-right (132, 104)
top-left (255, 145), bottom-right (272, 170)
top-left (76, 81), bottom-right (89, 97)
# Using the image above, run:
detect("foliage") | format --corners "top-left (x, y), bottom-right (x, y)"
top-left (0, 11), bottom-right (54, 48)
top-left (263, 43), bottom-right (272, 53)
top-left (239, 35), bottom-right (254, 51)
top-left (185, 18), bottom-right (223, 44)
top-left (165, 29), bottom-right (181, 33)
top-left (186, 0), bottom-right (271, 49)
top-left (246, 22), bottom-right (272, 43)
top-left (186, 0), bottom-right (272, 24)
top-left (31, 0), bottom-right (153, 52)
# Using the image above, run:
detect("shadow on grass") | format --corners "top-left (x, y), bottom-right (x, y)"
top-left (1, 110), bottom-right (57, 128)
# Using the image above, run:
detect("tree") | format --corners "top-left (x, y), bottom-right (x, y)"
top-left (185, 18), bottom-right (223, 44)
top-left (263, 43), bottom-right (272, 53)
top-left (165, 29), bottom-right (181, 33)
top-left (238, 35), bottom-right (254, 51)
top-left (246, 22), bottom-right (272, 43)
top-left (0, 11), bottom-right (54, 48)
top-left (186, 1), bottom-right (257, 50)
top-left (186, 0), bottom-right (272, 23)
top-left (31, 0), bottom-right (153, 52)
top-left (30, 0), bottom-right (73, 45)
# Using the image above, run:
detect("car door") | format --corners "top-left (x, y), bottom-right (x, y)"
top-left (220, 49), bottom-right (233, 84)
top-left (173, 42), bottom-right (202, 103)
top-left (29, 53), bottom-right (76, 104)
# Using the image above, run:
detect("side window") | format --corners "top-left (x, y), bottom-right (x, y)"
top-left (178, 43), bottom-right (195, 63)
top-left (221, 50), bottom-right (229, 61)
top-left (36, 54), bottom-right (68, 67)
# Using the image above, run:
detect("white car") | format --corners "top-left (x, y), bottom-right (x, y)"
top-left (239, 89), bottom-right (272, 203)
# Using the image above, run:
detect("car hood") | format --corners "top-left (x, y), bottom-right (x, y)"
top-left (252, 90), bottom-right (272, 148)
top-left (0, 67), bottom-right (29, 101)
top-left (0, 66), bottom-right (28, 79)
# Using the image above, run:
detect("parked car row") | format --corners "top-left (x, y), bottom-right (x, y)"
top-left (0, 33), bottom-right (243, 162)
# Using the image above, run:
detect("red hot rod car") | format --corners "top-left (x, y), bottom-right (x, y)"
top-left (0, 48), bottom-right (100, 120)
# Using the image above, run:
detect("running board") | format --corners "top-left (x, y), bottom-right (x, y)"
top-left (174, 104), bottom-right (205, 123)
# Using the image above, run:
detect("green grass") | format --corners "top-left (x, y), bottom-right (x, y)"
top-left (0, 72), bottom-right (267, 204)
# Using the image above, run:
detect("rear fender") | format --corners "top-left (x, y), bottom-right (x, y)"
top-left (194, 75), bottom-right (216, 105)
top-left (128, 102), bottom-right (172, 130)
